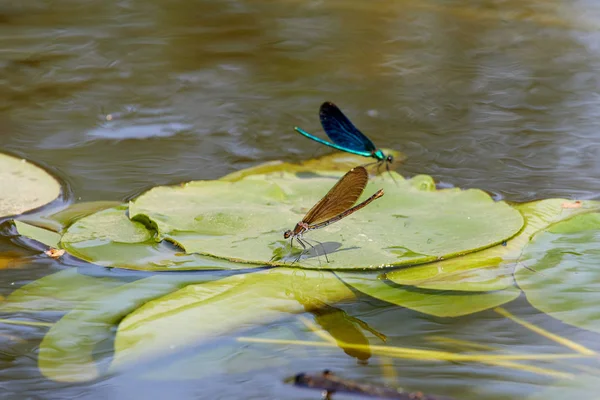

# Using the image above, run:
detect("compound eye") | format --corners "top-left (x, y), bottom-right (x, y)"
top-left (284, 230), bottom-right (292, 239)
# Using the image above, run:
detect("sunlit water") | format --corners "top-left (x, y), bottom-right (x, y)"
top-left (1, 0), bottom-right (600, 398)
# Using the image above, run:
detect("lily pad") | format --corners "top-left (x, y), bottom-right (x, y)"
top-left (219, 149), bottom-right (406, 182)
top-left (11, 207), bottom-right (256, 271)
top-left (38, 274), bottom-right (218, 382)
top-left (12, 220), bottom-right (61, 249)
top-left (129, 170), bottom-right (523, 269)
top-left (384, 199), bottom-right (600, 291)
top-left (0, 268), bottom-right (124, 314)
top-left (111, 268), bottom-right (356, 370)
top-left (7, 154), bottom-right (527, 272)
top-left (0, 153), bottom-right (61, 217)
top-left (49, 200), bottom-right (123, 230)
top-left (62, 205), bottom-right (153, 245)
top-left (336, 272), bottom-right (520, 317)
top-left (58, 206), bottom-right (252, 271)
top-left (515, 211), bottom-right (600, 334)
top-left (12, 201), bottom-right (122, 234)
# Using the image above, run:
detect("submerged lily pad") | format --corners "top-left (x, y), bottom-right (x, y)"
top-left (0, 268), bottom-right (124, 314)
top-left (111, 268), bottom-right (357, 370)
top-left (38, 274), bottom-right (219, 382)
top-left (0, 153), bottom-right (61, 217)
top-left (129, 170), bottom-right (523, 269)
top-left (336, 272), bottom-right (520, 317)
top-left (516, 212), bottom-right (600, 334)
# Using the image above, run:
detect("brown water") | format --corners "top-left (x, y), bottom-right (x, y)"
top-left (1, 0), bottom-right (600, 399)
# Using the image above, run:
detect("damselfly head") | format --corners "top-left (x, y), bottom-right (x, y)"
top-left (386, 154), bottom-right (394, 163)
top-left (284, 230), bottom-right (293, 239)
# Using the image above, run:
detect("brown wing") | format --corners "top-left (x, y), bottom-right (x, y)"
top-left (301, 166), bottom-right (369, 226)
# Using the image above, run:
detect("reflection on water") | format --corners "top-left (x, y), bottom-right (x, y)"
top-left (1, 0), bottom-right (600, 398)
top-left (2, 0), bottom-right (600, 202)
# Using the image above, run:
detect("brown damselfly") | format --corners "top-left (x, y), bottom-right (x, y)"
top-left (283, 166), bottom-right (384, 263)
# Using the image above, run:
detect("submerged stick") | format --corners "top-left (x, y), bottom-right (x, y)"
top-left (291, 370), bottom-right (454, 400)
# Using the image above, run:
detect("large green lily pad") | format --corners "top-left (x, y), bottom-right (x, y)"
top-left (129, 170), bottom-right (523, 269)
top-left (11, 207), bottom-right (250, 271)
top-left (516, 212), bottom-right (600, 334)
top-left (383, 199), bottom-right (600, 291)
top-left (58, 206), bottom-right (254, 271)
top-left (0, 153), bottom-right (61, 217)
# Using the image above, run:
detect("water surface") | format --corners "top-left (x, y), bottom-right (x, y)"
top-left (1, 0), bottom-right (600, 398)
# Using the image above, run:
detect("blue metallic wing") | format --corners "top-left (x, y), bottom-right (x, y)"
top-left (319, 102), bottom-right (377, 153)
top-left (293, 127), bottom-right (372, 157)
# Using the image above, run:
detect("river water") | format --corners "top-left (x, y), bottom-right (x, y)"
top-left (1, 0), bottom-right (600, 398)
